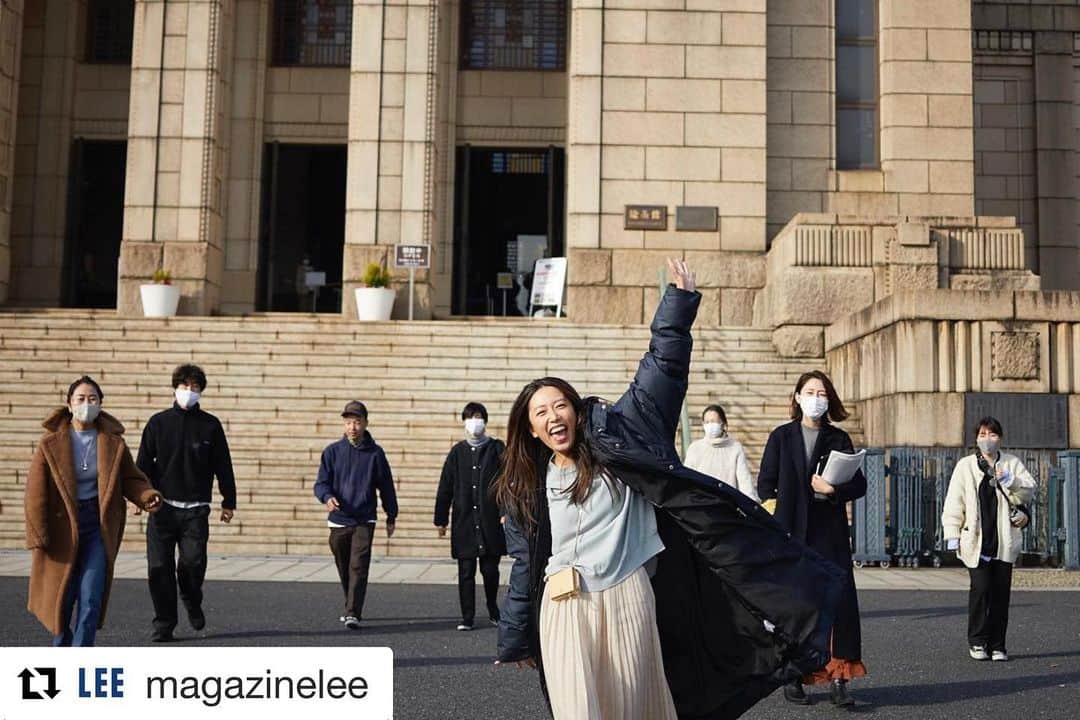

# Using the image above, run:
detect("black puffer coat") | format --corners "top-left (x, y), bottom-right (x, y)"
top-left (497, 286), bottom-right (846, 719)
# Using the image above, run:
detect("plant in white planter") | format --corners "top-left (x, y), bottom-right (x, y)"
top-left (140, 268), bottom-right (181, 318)
top-left (354, 263), bottom-right (396, 321)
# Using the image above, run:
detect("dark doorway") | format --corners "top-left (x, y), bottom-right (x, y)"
top-left (452, 146), bottom-right (565, 316)
top-left (63, 139), bottom-right (126, 309)
top-left (257, 143), bottom-right (346, 312)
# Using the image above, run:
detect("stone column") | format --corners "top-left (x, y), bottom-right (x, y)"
top-left (118, 0), bottom-right (232, 316)
top-left (1032, 32), bottom-right (1078, 289)
top-left (0, 0), bottom-right (24, 304)
top-left (565, 0), bottom-right (768, 325)
top-left (878, 0), bottom-right (974, 217)
top-left (344, 0), bottom-right (439, 319)
top-left (220, 0), bottom-right (268, 314)
top-left (9, 0), bottom-right (77, 306)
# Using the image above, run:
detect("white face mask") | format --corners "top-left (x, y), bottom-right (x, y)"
top-left (175, 388), bottom-right (201, 409)
top-left (703, 422), bottom-right (725, 439)
top-left (71, 403), bottom-right (100, 423)
top-left (977, 437), bottom-right (1000, 455)
top-left (798, 395), bottom-right (829, 420)
top-left (464, 418), bottom-right (486, 437)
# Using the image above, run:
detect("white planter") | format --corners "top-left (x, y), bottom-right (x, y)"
top-left (354, 287), bottom-right (396, 321)
top-left (140, 283), bottom-right (181, 318)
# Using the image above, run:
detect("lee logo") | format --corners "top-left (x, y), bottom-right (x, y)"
top-left (78, 667), bottom-right (125, 698)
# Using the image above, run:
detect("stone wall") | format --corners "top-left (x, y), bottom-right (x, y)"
top-left (761, 213), bottom-right (1040, 357)
top-left (825, 288), bottom-right (1080, 447)
top-left (971, 2), bottom-right (1080, 291)
top-left (565, 0), bottom-right (768, 324)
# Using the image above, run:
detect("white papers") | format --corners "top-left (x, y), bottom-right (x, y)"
top-left (820, 449), bottom-right (865, 486)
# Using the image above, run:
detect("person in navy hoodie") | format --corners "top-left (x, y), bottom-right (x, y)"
top-left (314, 401), bottom-right (398, 630)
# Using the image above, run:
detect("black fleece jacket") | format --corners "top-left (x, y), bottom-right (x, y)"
top-left (136, 403), bottom-right (237, 509)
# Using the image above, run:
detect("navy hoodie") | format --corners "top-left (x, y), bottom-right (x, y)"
top-left (314, 431), bottom-right (398, 526)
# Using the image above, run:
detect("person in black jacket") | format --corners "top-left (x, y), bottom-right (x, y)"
top-left (136, 364), bottom-right (236, 642)
top-left (434, 402), bottom-right (507, 631)
top-left (757, 370), bottom-right (868, 708)
top-left (494, 259), bottom-right (846, 720)
top-left (313, 401), bottom-right (398, 630)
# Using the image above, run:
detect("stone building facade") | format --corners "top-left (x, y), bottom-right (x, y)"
top-left (0, 0), bottom-right (1077, 330)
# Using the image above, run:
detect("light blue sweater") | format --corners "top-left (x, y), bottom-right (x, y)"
top-left (543, 459), bottom-right (664, 593)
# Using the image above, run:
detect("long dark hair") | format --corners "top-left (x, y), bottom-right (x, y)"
top-left (493, 377), bottom-right (612, 530)
top-left (789, 369), bottom-right (849, 423)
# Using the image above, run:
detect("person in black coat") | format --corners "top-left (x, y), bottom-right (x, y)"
top-left (494, 259), bottom-right (847, 719)
top-left (757, 369), bottom-right (868, 708)
top-left (434, 402), bottom-right (507, 631)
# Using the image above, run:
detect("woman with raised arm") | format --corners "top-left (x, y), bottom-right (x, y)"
top-left (495, 259), bottom-right (845, 720)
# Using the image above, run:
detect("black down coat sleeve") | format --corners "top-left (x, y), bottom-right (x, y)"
top-left (590, 285), bottom-right (846, 719)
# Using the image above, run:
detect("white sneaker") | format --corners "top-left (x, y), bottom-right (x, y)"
top-left (969, 646), bottom-right (989, 661)
top-left (343, 616), bottom-right (361, 630)
top-left (991, 650), bottom-right (1008, 662)
top-left (456, 623), bottom-right (473, 631)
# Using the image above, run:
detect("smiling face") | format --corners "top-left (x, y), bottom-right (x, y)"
top-left (527, 385), bottom-right (578, 463)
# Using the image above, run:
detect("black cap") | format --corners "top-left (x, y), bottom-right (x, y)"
top-left (341, 400), bottom-right (368, 419)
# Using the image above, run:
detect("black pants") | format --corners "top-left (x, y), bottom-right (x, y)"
top-left (458, 555), bottom-right (500, 625)
top-left (329, 524), bottom-right (375, 619)
top-left (968, 559), bottom-right (1013, 651)
top-left (146, 504), bottom-right (210, 633)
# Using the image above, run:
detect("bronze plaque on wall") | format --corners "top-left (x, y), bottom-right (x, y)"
top-left (624, 205), bottom-right (668, 230)
top-left (675, 206), bottom-right (718, 231)
top-left (963, 393), bottom-right (1069, 449)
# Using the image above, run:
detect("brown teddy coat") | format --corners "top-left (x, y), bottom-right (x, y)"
top-left (25, 407), bottom-right (160, 635)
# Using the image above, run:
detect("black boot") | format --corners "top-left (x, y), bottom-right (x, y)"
top-left (829, 679), bottom-right (854, 707)
top-left (783, 681), bottom-right (811, 705)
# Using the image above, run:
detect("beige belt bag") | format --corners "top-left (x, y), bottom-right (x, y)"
top-left (548, 566), bottom-right (580, 601)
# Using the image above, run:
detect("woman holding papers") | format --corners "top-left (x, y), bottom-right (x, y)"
top-left (758, 370), bottom-right (867, 708)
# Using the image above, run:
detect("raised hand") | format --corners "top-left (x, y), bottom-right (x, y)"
top-left (667, 257), bottom-right (696, 293)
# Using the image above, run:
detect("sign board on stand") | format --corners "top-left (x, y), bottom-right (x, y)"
top-left (393, 244), bottom-right (430, 320)
top-left (529, 257), bottom-right (567, 318)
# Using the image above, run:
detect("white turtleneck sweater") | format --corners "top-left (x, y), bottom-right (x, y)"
top-left (683, 435), bottom-right (760, 502)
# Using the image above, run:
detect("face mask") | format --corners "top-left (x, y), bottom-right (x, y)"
top-left (71, 403), bottom-right (100, 423)
top-left (977, 437), bottom-right (1000, 455)
top-left (175, 388), bottom-right (201, 409)
top-left (464, 418), bottom-right (486, 437)
top-left (703, 422), bottom-right (725, 439)
top-left (798, 396), bottom-right (829, 420)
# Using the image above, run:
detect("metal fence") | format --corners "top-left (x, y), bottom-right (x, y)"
top-left (853, 447), bottom-right (1076, 569)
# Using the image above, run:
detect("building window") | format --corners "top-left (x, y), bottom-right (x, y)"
top-left (272, 0), bottom-right (352, 67)
top-left (835, 0), bottom-right (878, 169)
top-left (461, 1), bottom-right (567, 71)
top-left (85, 0), bottom-right (135, 64)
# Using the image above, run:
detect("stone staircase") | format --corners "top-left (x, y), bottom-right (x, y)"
top-left (0, 309), bottom-right (858, 557)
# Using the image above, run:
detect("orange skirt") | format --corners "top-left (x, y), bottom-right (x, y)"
top-left (802, 632), bottom-right (868, 685)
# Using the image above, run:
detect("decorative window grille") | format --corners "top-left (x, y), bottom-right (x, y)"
top-left (86, 0), bottom-right (135, 64)
top-left (272, 0), bottom-right (353, 67)
top-left (461, 1), bottom-right (567, 71)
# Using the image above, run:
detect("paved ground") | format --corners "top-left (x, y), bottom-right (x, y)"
top-left (4, 549), bottom-right (1077, 590)
top-left (0, 569), bottom-right (1077, 719)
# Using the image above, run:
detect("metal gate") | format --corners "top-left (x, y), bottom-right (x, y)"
top-left (853, 447), bottom-right (1071, 568)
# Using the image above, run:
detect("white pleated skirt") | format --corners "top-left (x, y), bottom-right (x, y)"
top-left (539, 565), bottom-right (678, 720)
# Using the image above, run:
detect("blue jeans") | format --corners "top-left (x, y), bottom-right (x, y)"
top-left (54, 498), bottom-right (107, 647)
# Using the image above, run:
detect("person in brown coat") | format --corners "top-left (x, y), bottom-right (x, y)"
top-left (25, 376), bottom-right (162, 645)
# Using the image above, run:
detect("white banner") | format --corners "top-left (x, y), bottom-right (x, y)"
top-left (0, 647), bottom-right (393, 719)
